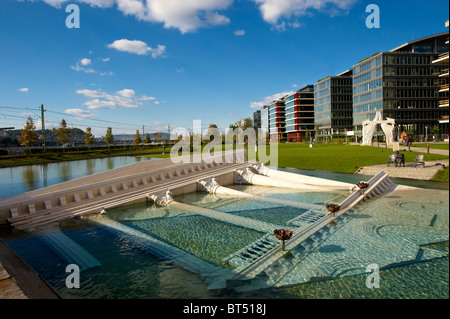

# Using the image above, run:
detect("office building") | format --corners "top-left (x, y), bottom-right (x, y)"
top-left (352, 32), bottom-right (449, 141)
top-left (268, 98), bottom-right (286, 142)
top-left (432, 21), bottom-right (449, 126)
top-left (284, 85), bottom-right (315, 142)
top-left (314, 70), bottom-right (353, 142)
top-left (253, 110), bottom-right (261, 131)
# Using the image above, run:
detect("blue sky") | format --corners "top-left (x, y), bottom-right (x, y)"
top-left (0, 0), bottom-right (448, 136)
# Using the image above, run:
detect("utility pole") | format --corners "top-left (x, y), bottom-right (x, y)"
top-left (41, 104), bottom-right (46, 153)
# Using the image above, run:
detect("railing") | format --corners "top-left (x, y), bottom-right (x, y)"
top-left (437, 52), bottom-right (449, 60)
top-left (439, 99), bottom-right (449, 106)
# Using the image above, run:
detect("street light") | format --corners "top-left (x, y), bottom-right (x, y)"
top-left (425, 126), bottom-right (428, 142)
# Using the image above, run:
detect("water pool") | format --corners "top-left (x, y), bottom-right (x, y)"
top-left (2, 185), bottom-right (449, 299)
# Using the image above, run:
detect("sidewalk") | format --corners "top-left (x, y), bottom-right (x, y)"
top-left (407, 146), bottom-right (449, 156)
top-left (354, 143), bottom-right (448, 180)
top-left (356, 159), bottom-right (448, 180)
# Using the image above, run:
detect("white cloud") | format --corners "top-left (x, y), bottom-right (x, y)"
top-left (234, 29), bottom-right (245, 36)
top-left (116, 88), bottom-right (136, 98)
top-left (253, 0), bottom-right (357, 25)
top-left (18, 88), bottom-right (29, 92)
top-left (71, 58), bottom-right (97, 73)
top-left (65, 108), bottom-right (96, 119)
top-left (249, 90), bottom-right (294, 109)
top-left (41, 0), bottom-right (69, 8)
top-left (101, 57), bottom-right (110, 62)
top-left (107, 39), bottom-right (166, 57)
top-left (41, 0), bottom-right (115, 8)
top-left (80, 58), bottom-right (92, 65)
top-left (37, 0), bottom-right (233, 34)
top-left (100, 71), bottom-right (114, 76)
top-left (76, 88), bottom-right (158, 109)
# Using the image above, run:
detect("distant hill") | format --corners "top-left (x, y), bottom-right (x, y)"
top-left (5, 127), bottom-right (85, 142)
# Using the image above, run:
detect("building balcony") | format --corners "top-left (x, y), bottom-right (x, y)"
top-left (433, 52), bottom-right (449, 64)
top-left (439, 83), bottom-right (449, 92)
top-left (439, 99), bottom-right (449, 107)
top-left (439, 68), bottom-right (449, 77)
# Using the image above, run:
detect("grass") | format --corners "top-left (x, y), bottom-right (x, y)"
top-left (432, 166), bottom-right (449, 182)
top-left (412, 143), bottom-right (449, 150)
top-left (259, 143), bottom-right (448, 174)
top-left (152, 143), bottom-right (448, 176)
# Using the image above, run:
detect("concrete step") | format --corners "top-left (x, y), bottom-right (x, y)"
top-left (37, 230), bottom-right (101, 272)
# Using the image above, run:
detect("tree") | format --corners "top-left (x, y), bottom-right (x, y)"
top-left (84, 127), bottom-right (95, 149)
top-left (104, 127), bottom-right (114, 150)
top-left (18, 116), bottom-right (39, 154)
top-left (242, 118), bottom-right (253, 130)
top-left (133, 129), bottom-right (142, 146)
top-left (56, 119), bottom-right (71, 147)
top-left (144, 133), bottom-right (151, 144)
top-left (431, 125), bottom-right (440, 140)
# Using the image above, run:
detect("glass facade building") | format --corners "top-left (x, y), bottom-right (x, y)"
top-left (314, 70), bottom-right (353, 142)
top-left (268, 99), bottom-right (286, 142)
top-left (432, 21), bottom-right (449, 128)
top-left (285, 85), bottom-right (315, 142)
top-left (253, 110), bottom-right (261, 131)
top-left (260, 105), bottom-right (269, 140)
top-left (352, 32), bottom-right (449, 141)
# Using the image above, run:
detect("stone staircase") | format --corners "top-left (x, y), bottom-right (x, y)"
top-left (36, 229), bottom-right (101, 272)
top-left (222, 234), bottom-right (280, 269)
top-left (287, 208), bottom-right (328, 227)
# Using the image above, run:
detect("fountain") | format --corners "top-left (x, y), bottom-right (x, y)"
top-left (357, 181), bottom-right (369, 195)
top-left (274, 229), bottom-right (293, 251)
top-left (326, 204), bottom-right (340, 217)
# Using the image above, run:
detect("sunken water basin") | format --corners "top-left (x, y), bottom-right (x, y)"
top-left (3, 184), bottom-right (449, 299)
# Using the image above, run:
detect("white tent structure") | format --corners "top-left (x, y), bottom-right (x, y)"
top-left (361, 111), bottom-right (396, 146)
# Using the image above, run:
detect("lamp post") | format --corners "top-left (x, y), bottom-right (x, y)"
top-left (425, 126), bottom-right (428, 142)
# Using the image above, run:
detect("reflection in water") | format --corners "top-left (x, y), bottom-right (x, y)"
top-left (106, 157), bottom-right (114, 171)
top-left (58, 162), bottom-right (72, 183)
top-left (86, 159), bottom-right (94, 176)
top-left (0, 156), bottom-right (154, 200)
top-left (41, 164), bottom-right (48, 188)
top-left (22, 166), bottom-right (37, 191)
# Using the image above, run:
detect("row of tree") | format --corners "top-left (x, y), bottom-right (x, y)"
top-left (16, 116), bottom-right (172, 151)
top-left (17, 116), bottom-right (117, 151)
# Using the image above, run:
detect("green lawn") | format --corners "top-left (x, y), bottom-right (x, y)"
top-left (151, 143), bottom-right (448, 175)
top-left (412, 143), bottom-right (449, 150)
top-left (432, 167), bottom-right (449, 182)
top-left (256, 143), bottom-right (448, 174)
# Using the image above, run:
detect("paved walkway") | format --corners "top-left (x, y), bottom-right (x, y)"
top-left (355, 143), bottom-right (448, 180)
top-left (356, 159), bottom-right (448, 180)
